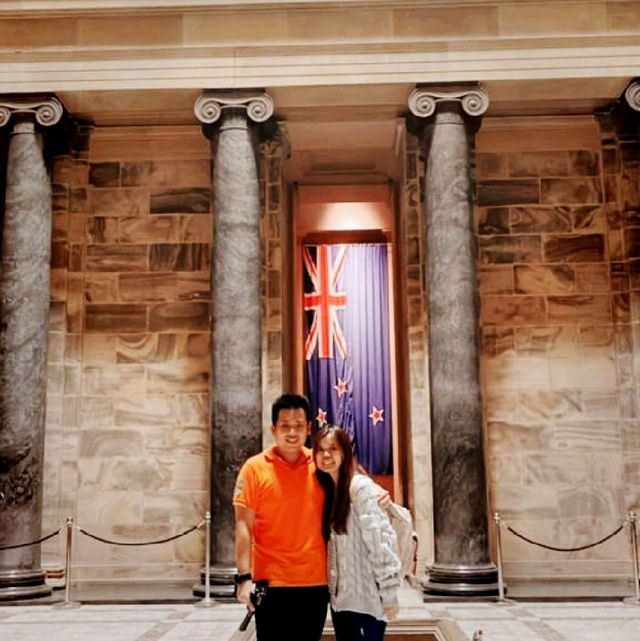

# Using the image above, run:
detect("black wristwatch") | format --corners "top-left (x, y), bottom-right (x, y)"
top-left (233, 572), bottom-right (252, 585)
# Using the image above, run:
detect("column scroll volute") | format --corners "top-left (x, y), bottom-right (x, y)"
top-left (194, 92), bottom-right (275, 125)
top-left (625, 80), bottom-right (640, 112)
top-left (0, 96), bottom-right (64, 129)
top-left (408, 86), bottom-right (489, 119)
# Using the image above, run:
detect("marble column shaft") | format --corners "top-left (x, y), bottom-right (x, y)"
top-left (409, 87), bottom-right (497, 595)
top-left (426, 106), bottom-right (490, 563)
top-left (194, 92), bottom-right (274, 594)
top-left (0, 116), bottom-right (56, 599)
top-left (210, 108), bottom-right (263, 568)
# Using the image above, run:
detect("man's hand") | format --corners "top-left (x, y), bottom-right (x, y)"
top-left (236, 580), bottom-right (254, 607)
top-left (234, 505), bottom-right (255, 606)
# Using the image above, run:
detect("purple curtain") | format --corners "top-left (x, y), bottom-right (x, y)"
top-left (303, 243), bottom-right (393, 474)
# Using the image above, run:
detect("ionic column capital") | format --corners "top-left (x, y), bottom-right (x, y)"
top-left (0, 96), bottom-right (64, 129)
top-left (408, 86), bottom-right (489, 119)
top-left (194, 91), bottom-right (275, 125)
top-left (625, 80), bottom-right (640, 112)
top-left (258, 121), bottom-right (291, 159)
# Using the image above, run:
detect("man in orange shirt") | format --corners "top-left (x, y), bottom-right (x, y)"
top-left (233, 394), bottom-right (329, 641)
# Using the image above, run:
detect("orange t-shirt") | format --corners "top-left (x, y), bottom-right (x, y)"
top-left (233, 446), bottom-right (327, 587)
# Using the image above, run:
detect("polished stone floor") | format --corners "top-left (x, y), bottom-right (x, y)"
top-left (1, 585), bottom-right (640, 641)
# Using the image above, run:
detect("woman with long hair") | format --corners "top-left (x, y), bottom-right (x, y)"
top-left (313, 425), bottom-right (401, 641)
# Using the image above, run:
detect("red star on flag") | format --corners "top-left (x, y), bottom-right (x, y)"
top-left (333, 378), bottom-right (348, 397)
top-left (369, 406), bottom-right (384, 426)
top-left (316, 408), bottom-right (327, 427)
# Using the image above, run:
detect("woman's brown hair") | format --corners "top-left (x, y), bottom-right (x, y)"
top-left (313, 425), bottom-right (355, 536)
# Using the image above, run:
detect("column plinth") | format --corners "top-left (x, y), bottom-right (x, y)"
top-left (409, 87), bottom-right (498, 597)
top-left (0, 97), bottom-right (62, 601)
top-left (193, 92), bottom-right (273, 597)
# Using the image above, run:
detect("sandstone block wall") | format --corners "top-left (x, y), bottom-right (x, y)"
top-left (43, 125), bottom-right (213, 581)
top-left (476, 114), bottom-right (639, 583)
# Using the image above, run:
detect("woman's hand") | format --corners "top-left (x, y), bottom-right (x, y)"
top-left (384, 605), bottom-right (399, 620)
top-left (376, 488), bottom-right (391, 508)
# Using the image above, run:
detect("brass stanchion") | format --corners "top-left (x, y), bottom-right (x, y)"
top-left (494, 512), bottom-right (516, 606)
top-left (195, 511), bottom-right (216, 608)
top-left (624, 510), bottom-right (640, 605)
top-left (52, 517), bottom-right (81, 609)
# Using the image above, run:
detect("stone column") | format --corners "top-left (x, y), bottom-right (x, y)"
top-left (0, 97), bottom-right (63, 600)
top-left (408, 87), bottom-right (498, 596)
top-left (194, 92), bottom-right (274, 596)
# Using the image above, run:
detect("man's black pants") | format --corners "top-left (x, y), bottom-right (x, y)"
top-left (254, 585), bottom-right (329, 641)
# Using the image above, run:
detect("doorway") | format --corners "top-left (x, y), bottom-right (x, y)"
top-left (293, 184), bottom-right (402, 497)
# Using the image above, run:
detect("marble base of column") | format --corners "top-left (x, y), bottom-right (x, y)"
top-left (192, 565), bottom-right (235, 599)
top-left (0, 569), bottom-right (51, 601)
top-left (423, 563), bottom-right (498, 598)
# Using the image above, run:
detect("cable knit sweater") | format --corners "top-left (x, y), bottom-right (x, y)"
top-left (327, 474), bottom-right (402, 621)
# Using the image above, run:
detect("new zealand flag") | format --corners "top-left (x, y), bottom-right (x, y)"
top-left (303, 243), bottom-right (392, 474)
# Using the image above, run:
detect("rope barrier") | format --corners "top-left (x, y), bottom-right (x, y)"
top-left (0, 519), bottom-right (204, 552)
top-left (77, 520), bottom-right (204, 547)
top-left (0, 527), bottom-right (61, 551)
top-left (504, 521), bottom-right (626, 552)
top-left (1, 515), bottom-right (214, 608)
top-left (495, 511), bottom-right (640, 606)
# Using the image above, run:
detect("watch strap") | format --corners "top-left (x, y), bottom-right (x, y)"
top-left (233, 572), bottom-right (252, 585)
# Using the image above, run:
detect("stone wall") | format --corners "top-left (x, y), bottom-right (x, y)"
top-left (399, 128), bottom-right (434, 575)
top-left (597, 104), bottom-right (640, 517)
top-left (43, 125), bottom-right (213, 581)
top-left (259, 136), bottom-right (287, 445)
top-left (476, 115), bottom-right (634, 586)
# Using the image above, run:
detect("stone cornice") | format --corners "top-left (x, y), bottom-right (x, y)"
top-left (0, 3), bottom-right (637, 110)
top-left (0, 0), bottom-right (613, 16)
top-left (1, 42), bottom-right (638, 95)
top-left (0, 2), bottom-right (638, 94)
top-left (0, 96), bottom-right (64, 128)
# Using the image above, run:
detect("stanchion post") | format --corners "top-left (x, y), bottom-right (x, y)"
top-left (52, 517), bottom-right (81, 610)
top-left (624, 510), bottom-right (640, 605)
top-left (494, 512), bottom-right (516, 606)
top-left (195, 511), bottom-right (216, 608)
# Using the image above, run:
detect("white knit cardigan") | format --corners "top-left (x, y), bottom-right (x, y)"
top-left (327, 474), bottom-right (402, 621)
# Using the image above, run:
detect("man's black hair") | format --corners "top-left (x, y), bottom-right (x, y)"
top-left (271, 393), bottom-right (311, 425)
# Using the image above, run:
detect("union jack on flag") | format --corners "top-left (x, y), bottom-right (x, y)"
top-left (303, 245), bottom-right (348, 360)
